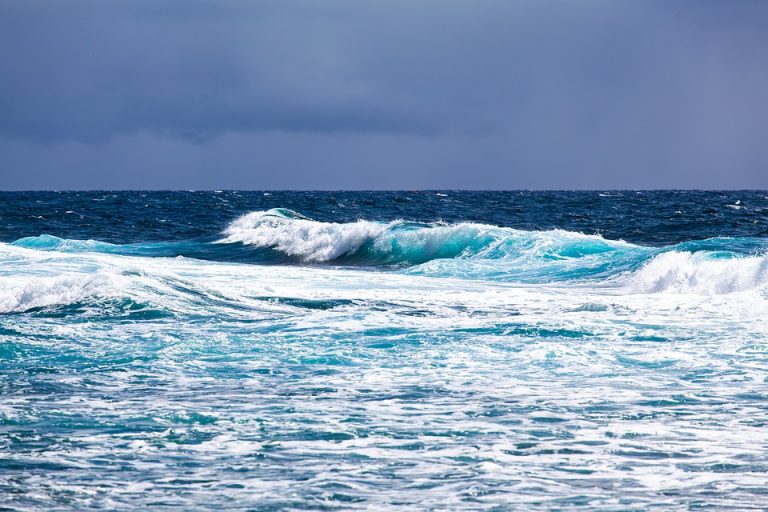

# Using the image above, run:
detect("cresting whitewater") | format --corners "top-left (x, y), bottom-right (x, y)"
top-left (1, 191), bottom-right (768, 510)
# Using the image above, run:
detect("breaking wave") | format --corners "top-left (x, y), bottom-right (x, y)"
top-left (630, 251), bottom-right (768, 294)
top-left (5, 209), bottom-right (768, 293)
top-left (219, 208), bottom-right (641, 266)
top-left (0, 273), bottom-right (116, 314)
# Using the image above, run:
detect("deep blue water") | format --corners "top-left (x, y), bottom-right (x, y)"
top-left (3, 190), bottom-right (768, 246)
top-left (1, 191), bottom-right (768, 510)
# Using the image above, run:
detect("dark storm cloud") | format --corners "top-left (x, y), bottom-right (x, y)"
top-left (1, 0), bottom-right (767, 188)
top-left (0, 0), bottom-right (449, 141)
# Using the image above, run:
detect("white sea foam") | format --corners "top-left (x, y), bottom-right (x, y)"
top-left (0, 273), bottom-right (115, 313)
top-left (630, 251), bottom-right (768, 294)
top-left (220, 209), bottom-right (390, 261)
top-left (3, 212), bottom-right (768, 510)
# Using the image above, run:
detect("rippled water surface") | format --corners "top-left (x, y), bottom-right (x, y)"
top-left (1, 191), bottom-right (768, 510)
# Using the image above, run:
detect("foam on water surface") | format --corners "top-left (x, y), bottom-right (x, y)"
top-left (2, 192), bottom-right (768, 510)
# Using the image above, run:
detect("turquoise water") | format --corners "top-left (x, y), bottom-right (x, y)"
top-left (1, 192), bottom-right (768, 510)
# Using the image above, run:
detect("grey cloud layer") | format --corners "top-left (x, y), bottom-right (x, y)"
top-left (1, 1), bottom-right (465, 141)
top-left (1, 0), bottom-right (767, 188)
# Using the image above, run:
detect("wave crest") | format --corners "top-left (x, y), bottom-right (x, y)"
top-left (630, 251), bottom-right (768, 294)
top-left (220, 208), bottom-right (391, 262)
top-left (219, 208), bottom-right (636, 266)
top-left (0, 273), bottom-right (115, 314)
top-left (8, 210), bottom-right (767, 292)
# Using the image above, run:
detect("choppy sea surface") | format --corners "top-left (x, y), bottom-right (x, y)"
top-left (1, 191), bottom-right (768, 510)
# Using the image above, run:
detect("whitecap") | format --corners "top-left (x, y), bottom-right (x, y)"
top-left (629, 251), bottom-right (768, 294)
top-left (0, 273), bottom-right (116, 314)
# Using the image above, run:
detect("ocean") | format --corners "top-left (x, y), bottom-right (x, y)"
top-left (1, 191), bottom-right (767, 510)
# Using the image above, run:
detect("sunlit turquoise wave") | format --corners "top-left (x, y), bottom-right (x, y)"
top-left (10, 208), bottom-right (768, 288)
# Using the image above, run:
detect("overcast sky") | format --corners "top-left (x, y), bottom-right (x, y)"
top-left (1, 0), bottom-right (767, 189)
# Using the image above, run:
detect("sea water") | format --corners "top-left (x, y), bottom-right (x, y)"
top-left (1, 191), bottom-right (767, 510)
